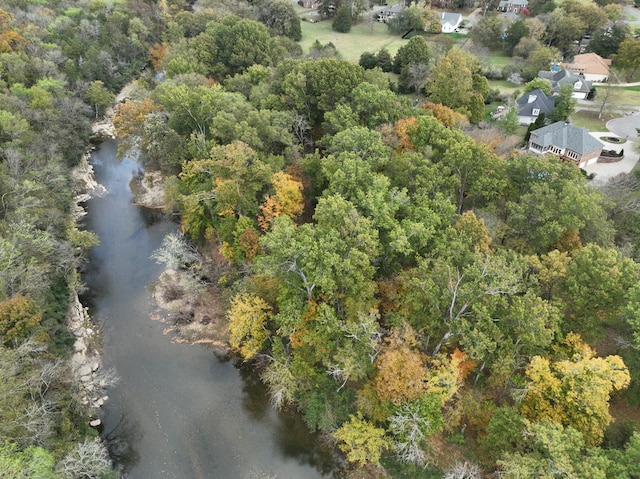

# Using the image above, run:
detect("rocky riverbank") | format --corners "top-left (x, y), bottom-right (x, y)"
top-left (67, 87), bottom-right (125, 428)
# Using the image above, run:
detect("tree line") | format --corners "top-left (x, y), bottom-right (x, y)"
top-left (0, 0), bottom-right (168, 476)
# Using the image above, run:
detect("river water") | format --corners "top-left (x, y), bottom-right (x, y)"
top-left (81, 140), bottom-right (337, 479)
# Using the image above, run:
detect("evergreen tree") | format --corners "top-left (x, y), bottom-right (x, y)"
top-left (332, 5), bottom-right (352, 33)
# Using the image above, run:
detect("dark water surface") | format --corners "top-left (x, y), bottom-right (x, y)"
top-left (82, 140), bottom-right (337, 479)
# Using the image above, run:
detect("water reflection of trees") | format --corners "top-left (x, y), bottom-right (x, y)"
top-left (102, 411), bottom-right (142, 473)
top-left (237, 362), bottom-right (342, 477)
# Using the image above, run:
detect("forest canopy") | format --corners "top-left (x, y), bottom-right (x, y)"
top-left (112, 3), bottom-right (640, 477)
top-left (4, 0), bottom-right (640, 477)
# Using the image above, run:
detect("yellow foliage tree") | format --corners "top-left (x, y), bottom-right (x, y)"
top-left (373, 329), bottom-right (429, 406)
top-left (0, 294), bottom-right (47, 346)
top-left (258, 171), bottom-right (304, 231)
top-left (373, 326), bottom-right (465, 407)
top-left (227, 293), bottom-right (271, 361)
top-left (334, 414), bottom-right (392, 467)
top-left (392, 116), bottom-right (418, 153)
top-left (453, 210), bottom-right (493, 255)
top-left (520, 337), bottom-right (630, 446)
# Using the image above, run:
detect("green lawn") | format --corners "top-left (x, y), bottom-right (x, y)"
top-left (488, 80), bottom-right (522, 97)
top-left (570, 110), bottom-right (613, 132)
top-left (614, 86), bottom-right (640, 106)
top-left (299, 19), bottom-right (467, 63)
top-left (300, 19), bottom-right (407, 62)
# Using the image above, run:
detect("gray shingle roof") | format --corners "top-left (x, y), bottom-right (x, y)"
top-left (530, 121), bottom-right (604, 155)
top-left (538, 69), bottom-right (592, 94)
top-left (498, 0), bottom-right (528, 6)
top-left (516, 88), bottom-right (555, 117)
top-left (440, 11), bottom-right (462, 26)
top-left (381, 4), bottom-right (404, 14)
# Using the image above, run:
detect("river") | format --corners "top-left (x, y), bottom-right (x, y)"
top-left (81, 139), bottom-right (338, 479)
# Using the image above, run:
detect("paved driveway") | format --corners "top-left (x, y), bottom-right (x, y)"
top-left (607, 111), bottom-right (640, 141)
top-left (583, 131), bottom-right (640, 183)
top-left (623, 5), bottom-right (640, 25)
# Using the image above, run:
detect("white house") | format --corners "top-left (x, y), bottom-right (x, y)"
top-left (440, 12), bottom-right (462, 33)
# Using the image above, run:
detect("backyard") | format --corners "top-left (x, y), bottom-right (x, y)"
top-left (299, 17), bottom-right (408, 62)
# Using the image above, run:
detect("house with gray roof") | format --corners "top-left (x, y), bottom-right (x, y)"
top-left (497, 0), bottom-right (528, 13)
top-left (537, 69), bottom-right (592, 99)
top-left (439, 11), bottom-right (462, 32)
top-left (528, 121), bottom-right (604, 168)
top-left (516, 88), bottom-right (555, 126)
top-left (377, 4), bottom-right (404, 23)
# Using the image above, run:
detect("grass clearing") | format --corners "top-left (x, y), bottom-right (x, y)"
top-left (300, 19), bottom-right (407, 62)
top-left (570, 109), bottom-right (616, 132)
top-left (488, 80), bottom-right (522, 97)
top-left (299, 19), bottom-right (467, 63)
top-left (613, 87), bottom-right (640, 106)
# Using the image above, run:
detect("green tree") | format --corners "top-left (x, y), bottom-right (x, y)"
top-left (614, 37), bottom-right (640, 79)
top-left (498, 420), bottom-right (613, 478)
top-left (498, 107), bottom-right (519, 135)
top-left (504, 20), bottom-right (529, 55)
top-left (387, 5), bottom-right (425, 34)
top-left (274, 58), bottom-right (365, 125)
top-left (524, 77), bottom-right (553, 96)
top-left (558, 244), bottom-right (639, 339)
top-left (393, 36), bottom-right (430, 74)
top-left (332, 5), bottom-right (352, 33)
top-left (587, 23), bottom-right (630, 58)
top-left (521, 45), bottom-right (562, 81)
top-left (257, 0), bottom-right (302, 41)
top-left (0, 442), bottom-right (55, 479)
top-left (85, 80), bottom-right (114, 119)
top-left (527, 0), bottom-right (556, 15)
top-left (200, 16), bottom-right (285, 78)
top-left (376, 48), bottom-right (393, 72)
top-left (549, 83), bottom-right (577, 122)
top-left (543, 10), bottom-right (585, 52)
top-left (425, 48), bottom-right (486, 118)
top-left (471, 13), bottom-right (506, 50)
top-left (358, 52), bottom-right (378, 70)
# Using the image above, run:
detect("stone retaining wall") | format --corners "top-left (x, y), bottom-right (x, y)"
top-left (598, 154), bottom-right (625, 163)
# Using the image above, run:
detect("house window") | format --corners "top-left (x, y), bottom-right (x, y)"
top-left (532, 108), bottom-right (540, 116)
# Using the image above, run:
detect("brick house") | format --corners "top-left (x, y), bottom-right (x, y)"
top-left (528, 121), bottom-right (604, 168)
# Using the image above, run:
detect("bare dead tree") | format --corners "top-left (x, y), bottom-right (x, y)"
top-left (442, 461), bottom-right (483, 479)
top-left (57, 439), bottom-right (113, 479)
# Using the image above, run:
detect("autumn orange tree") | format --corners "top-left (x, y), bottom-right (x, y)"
top-left (112, 98), bottom-right (159, 156)
top-left (258, 171), bottom-right (304, 231)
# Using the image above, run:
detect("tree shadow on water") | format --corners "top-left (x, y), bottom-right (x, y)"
top-left (102, 411), bottom-right (142, 474)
